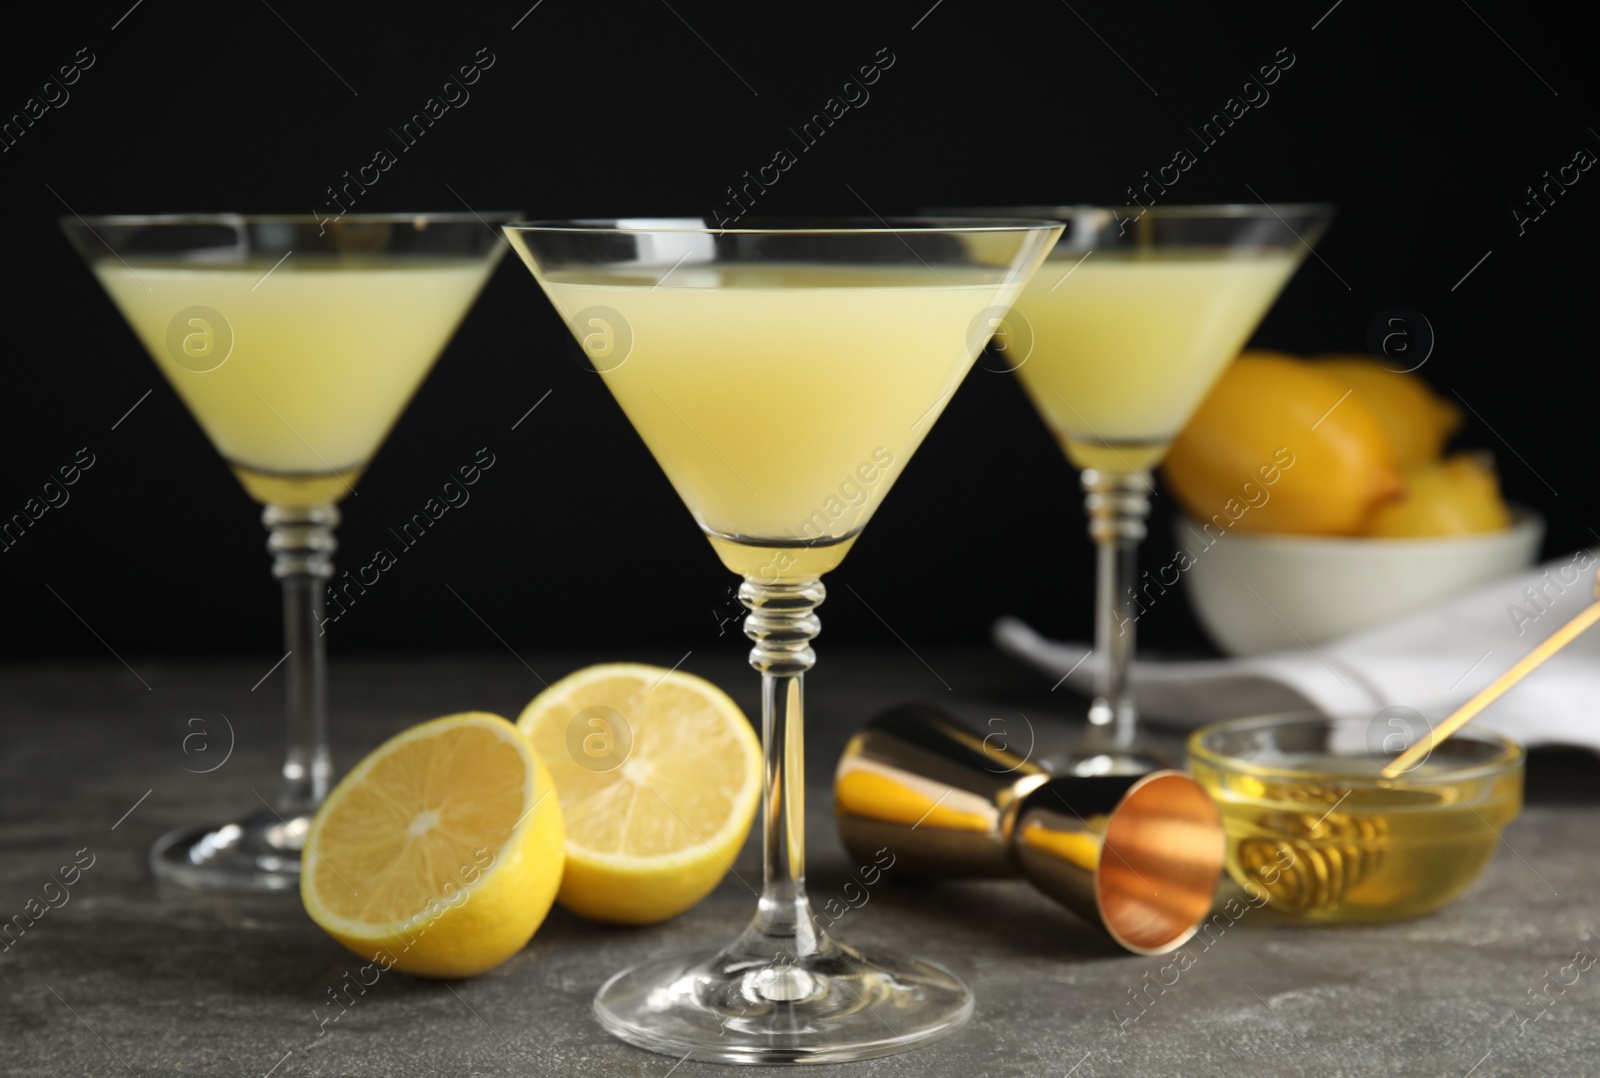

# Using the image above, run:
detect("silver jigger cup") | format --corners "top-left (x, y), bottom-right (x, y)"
top-left (835, 704), bottom-right (1225, 955)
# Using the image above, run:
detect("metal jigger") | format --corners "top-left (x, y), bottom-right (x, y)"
top-left (835, 704), bottom-right (1225, 955)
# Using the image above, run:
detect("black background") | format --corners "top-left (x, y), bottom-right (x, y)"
top-left (3, 0), bottom-right (1595, 665)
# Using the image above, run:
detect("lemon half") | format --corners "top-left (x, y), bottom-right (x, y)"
top-left (517, 663), bottom-right (761, 924)
top-left (301, 712), bottom-right (565, 978)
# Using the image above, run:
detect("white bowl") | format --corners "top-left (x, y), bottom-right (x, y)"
top-left (1178, 510), bottom-right (1544, 656)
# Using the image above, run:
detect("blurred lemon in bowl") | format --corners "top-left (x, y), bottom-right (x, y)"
top-left (1164, 349), bottom-right (1530, 654)
top-left (1313, 355), bottom-right (1463, 469)
top-left (1366, 452), bottom-right (1513, 538)
top-left (1164, 352), bottom-right (1404, 536)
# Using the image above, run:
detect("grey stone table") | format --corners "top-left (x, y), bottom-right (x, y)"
top-left (2, 651), bottom-right (1596, 1077)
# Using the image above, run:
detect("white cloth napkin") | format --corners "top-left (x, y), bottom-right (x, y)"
top-left (994, 549), bottom-right (1600, 755)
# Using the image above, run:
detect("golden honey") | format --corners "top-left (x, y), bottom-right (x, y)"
top-left (1188, 718), bottom-right (1524, 922)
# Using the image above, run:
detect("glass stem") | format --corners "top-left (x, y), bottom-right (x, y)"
top-left (738, 576), bottom-right (827, 973)
top-left (1081, 469), bottom-right (1151, 758)
top-left (263, 504), bottom-right (339, 821)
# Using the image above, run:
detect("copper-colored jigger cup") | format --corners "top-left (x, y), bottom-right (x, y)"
top-left (834, 705), bottom-right (1226, 955)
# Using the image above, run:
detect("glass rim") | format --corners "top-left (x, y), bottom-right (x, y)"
top-left (930, 203), bottom-right (1335, 219)
top-left (503, 216), bottom-right (1066, 236)
top-left (1186, 712), bottom-right (1524, 787)
top-left (59, 212), bottom-right (522, 228)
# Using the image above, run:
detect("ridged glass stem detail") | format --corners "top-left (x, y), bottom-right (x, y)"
top-left (1081, 469), bottom-right (1151, 756)
top-left (264, 503), bottom-right (338, 819)
top-left (739, 576), bottom-right (827, 978)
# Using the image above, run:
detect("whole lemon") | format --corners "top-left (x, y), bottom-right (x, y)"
top-left (1365, 453), bottom-right (1512, 538)
top-left (1164, 352), bottom-right (1404, 535)
top-left (1314, 355), bottom-right (1463, 468)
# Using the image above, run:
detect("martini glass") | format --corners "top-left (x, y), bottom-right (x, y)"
top-left (505, 217), bottom-right (1061, 1064)
top-left (956, 204), bottom-right (1332, 775)
top-left (61, 212), bottom-right (515, 891)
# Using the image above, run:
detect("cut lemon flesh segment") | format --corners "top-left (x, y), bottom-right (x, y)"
top-left (301, 712), bottom-right (564, 978)
top-left (517, 663), bottom-right (761, 924)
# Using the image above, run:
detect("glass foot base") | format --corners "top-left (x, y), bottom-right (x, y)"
top-left (594, 939), bottom-right (973, 1064)
top-left (149, 807), bottom-right (309, 892)
top-left (1067, 747), bottom-right (1168, 777)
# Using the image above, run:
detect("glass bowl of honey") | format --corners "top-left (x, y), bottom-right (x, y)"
top-left (1187, 713), bottom-right (1523, 922)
